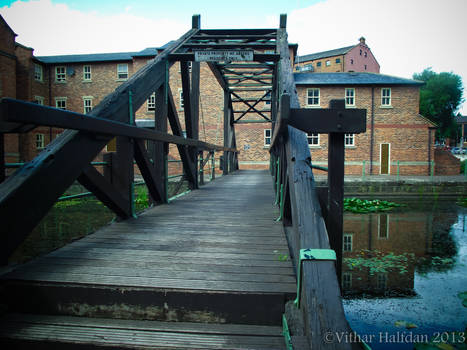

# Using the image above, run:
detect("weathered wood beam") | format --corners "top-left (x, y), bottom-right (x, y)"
top-left (167, 88), bottom-right (197, 188)
top-left (197, 29), bottom-right (277, 35)
top-left (134, 139), bottom-right (164, 204)
top-left (276, 16), bottom-right (358, 349)
top-left (181, 43), bottom-right (277, 49)
top-left (0, 98), bottom-right (230, 151)
top-left (207, 62), bottom-right (229, 91)
top-left (0, 26), bottom-right (198, 262)
top-left (289, 108), bottom-right (366, 134)
top-left (77, 165), bottom-right (130, 219)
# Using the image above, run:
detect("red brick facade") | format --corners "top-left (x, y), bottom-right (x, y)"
top-left (1, 16), bottom-right (442, 177)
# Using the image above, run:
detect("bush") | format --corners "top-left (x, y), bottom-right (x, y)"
top-left (461, 160), bottom-right (466, 174)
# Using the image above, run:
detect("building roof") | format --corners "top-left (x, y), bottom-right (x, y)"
top-left (0, 15), bottom-right (17, 37)
top-left (36, 43), bottom-right (172, 64)
top-left (295, 45), bottom-right (355, 63)
top-left (294, 72), bottom-right (424, 86)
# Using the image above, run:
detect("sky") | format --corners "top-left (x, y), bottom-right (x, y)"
top-left (1, 0), bottom-right (467, 114)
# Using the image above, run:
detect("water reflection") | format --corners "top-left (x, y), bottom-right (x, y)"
top-left (342, 202), bottom-right (459, 297)
top-left (342, 200), bottom-right (467, 350)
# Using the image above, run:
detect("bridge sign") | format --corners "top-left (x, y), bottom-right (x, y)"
top-left (194, 50), bottom-right (253, 62)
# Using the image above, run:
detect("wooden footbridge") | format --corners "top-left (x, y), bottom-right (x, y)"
top-left (0, 15), bottom-right (366, 349)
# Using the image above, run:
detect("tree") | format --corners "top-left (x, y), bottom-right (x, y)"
top-left (413, 68), bottom-right (464, 140)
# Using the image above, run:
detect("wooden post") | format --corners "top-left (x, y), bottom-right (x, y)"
top-left (199, 151), bottom-right (204, 185)
top-left (223, 90), bottom-right (231, 175)
top-left (327, 99), bottom-right (345, 285)
top-left (154, 82), bottom-right (168, 203)
top-left (0, 133), bottom-right (5, 184)
top-left (210, 151), bottom-right (215, 180)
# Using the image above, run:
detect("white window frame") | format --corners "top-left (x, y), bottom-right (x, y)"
top-left (342, 272), bottom-right (352, 289)
top-left (306, 133), bottom-right (320, 147)
top-left (33, 96), bottom-right (44, 105)
top-left (55, 97), bottom-right (67, 110)
top-left (343, 233), bottom-right (353, 252)
top-left (117, 63), bottom-right (128, 80)
top-left (345, 88), bottom-right (355, 107)
top-left (83, 65), bottom-right (92, 81)
top-left (306, 88), bottom-right (320, 107)
top-left (325, 60), bottom-right (331, 66)
top-left (377, 273), bottom-right (387, 290)
top-left (179, 88), bottom-right (184, 110)
top-left (345, 133), bottom-right (355, 147)
top-left (381, 88), bottom-right (391, 106)
top-left (36, 133), bottom-right (45, 150)
top-left (83, 97), bottom-right (93, 114)
top-left (378, 214), bottom-right (390, 239)
top-left (147, 92), bottom-right (156, 111)
top-left (34, 64), bottom-right (43, 82)
top-left (264, 129), bottom-right (271, 147)
top-left (55, 66), bottom-right (66, 82)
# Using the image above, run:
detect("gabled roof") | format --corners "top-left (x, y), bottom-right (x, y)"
top-left (36, 43), bottom-right (172, 64)
top-left (0, 15), bottom-right (17, 37)
top-left (36, 52), bottom-right (137, 64)
top-left (295, 45), bottom-right (355, 63)
top-left (294, 72), bottom-right (424, 86)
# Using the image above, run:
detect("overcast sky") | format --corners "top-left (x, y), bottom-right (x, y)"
top-left (1, 0), bottom-right (466, 114)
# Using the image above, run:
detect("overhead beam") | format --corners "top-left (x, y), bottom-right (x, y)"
top-left (169, 53), bottom-right (279, 62)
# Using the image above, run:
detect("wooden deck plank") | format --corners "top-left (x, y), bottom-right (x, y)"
top-left (0, 314), bottom-right (286, 350)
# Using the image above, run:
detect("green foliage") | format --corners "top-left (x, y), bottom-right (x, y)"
top-left (458, 292), bottom-right (467, 308)
top-left (344, 198), bottom-right (404, 213)
top-left (344, 250), bottom-right (414, 276)
top-left (413, 68), bottom-right (464, 140)
top-left (457, 198), bottom-right (467, 207)
top-left (461, 160), bottom-right (466, 174)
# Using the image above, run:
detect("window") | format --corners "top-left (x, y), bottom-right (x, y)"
top-left (343, 234), bottom-right (353, 252)
top-left (179, 89), bottom-right (184, 110)
top-left (36, 133), bottom-right (45, 149)
top-left (265, 91), bottom-right (271, 106)
top-left (33, 96), bottom-right (44, 105)
top-left (147, 93), bottom-right (156, 111)
top-left (381, 88), bottom-right (391, 106)
top-left (316, 61), bottom-right (322, 67)
top-left (342, 272), bottom-right (352, 289)
top-left (307, 133), bottom-right (319, 147)
top-left (378, 214), bottom-right (389, 238)
top-left (377, 273), bottom-right (387, 290)
top-left (34, 64), bottom-right (43, 81)
top-left (117, 63), bottom-right (128, 80)
top-left (364, 52), bottom-right (367, 58)
top-left (325, 60), bottom-right (330, 66)
top-left (307, 88), bottom-right (320, 107)
top-left (264, 129), bottom-right (271, 147)
top-left (55, 97), bottom-right (66, 110)
top-left (350, 59), bottom-right (354, 65)
top-left (364, 64), bottom-right (367, 70)
top-left (345, 134), bottom-right (355, 146)
top-left (345, 88), bottom-right (355, 107)
top-left (335, 58), bottom-right (341, 64)
top-left (359, 49), bottom-right (362, 56)
top-left (83, 65), bottom-right (91, 81)
top-left (83, 97), bottom-right (92, 114)
top-left (55, 66), bottom-right (66, 82)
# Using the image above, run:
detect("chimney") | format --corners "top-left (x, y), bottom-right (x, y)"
top-left (359, 36), bottom-right (366, 45)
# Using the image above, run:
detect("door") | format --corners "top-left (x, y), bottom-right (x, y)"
top-left (380, 143), bottom-right (390, 174)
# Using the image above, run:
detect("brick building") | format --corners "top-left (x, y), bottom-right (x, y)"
top-left (294, 37), bottom-right (380, 74)
top-left (1, 15), bottom-right (446, 176)
top-left (293, 72), bottom-right (435, 175)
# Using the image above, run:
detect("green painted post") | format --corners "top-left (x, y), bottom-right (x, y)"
top-left (430, 161), bottom-right (435, 181)
top-left (464, 161), bottom-right (467, 178)
top-left (275, 158), bottom-right (280, 205)
top-left (362, 160), bottom-right (366, 180)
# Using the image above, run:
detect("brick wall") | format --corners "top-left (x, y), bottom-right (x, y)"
top-left (434, 148), bottom-right (460, 175)
top-left (296, 85), bottom-right (433, 175)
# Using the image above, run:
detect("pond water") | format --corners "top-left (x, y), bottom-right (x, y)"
top-left (342, 199), bottom-right (467, 349)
